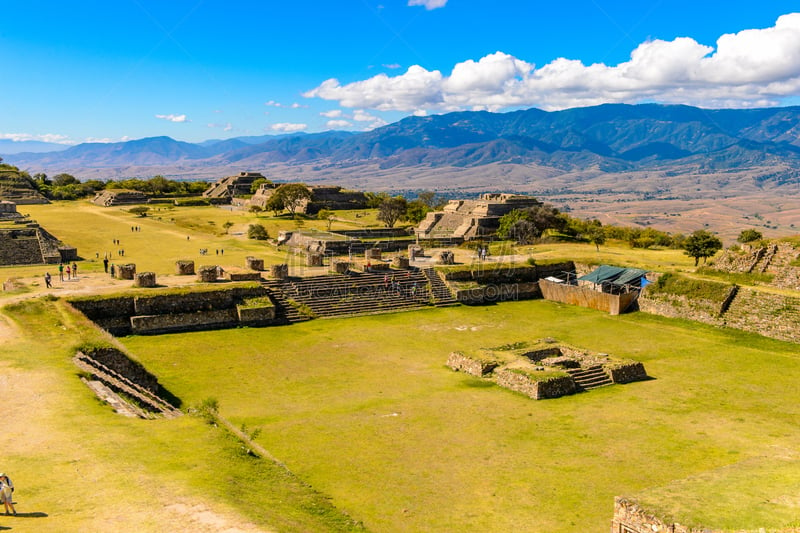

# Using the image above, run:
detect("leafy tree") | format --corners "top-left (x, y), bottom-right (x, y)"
top-left (405, 199), bottom-right (431, 224)
top-left (683, 230), bottom-right (723, 266)
top-left (247, 223), bottom-right (269, 240)
top-left (248, 205), bottom-right (263, 215)
top-left (128, 206), bottom-right (150, 217)
top-left (265, 193), bottom-right (284, 216)
top-left (377, 196), bottom-right (408, 228)
top-left (146, 175), bottom-right (172, 195)
top-left (497, 209), bottom-right (528, 240)
top-left (222, 221), bottom-right (234, 234)
top-left (317, 208), bottom-right (335, 231)
top-left (52, 173), bottom-right (80, 187)
top-left (737, 229), bottom-right (763, 244)
top-left (497, 204), bottom-right (565, 243)
top-left (250, 177), bottom-right (272, 194)
top-left (273, 183), bottom-right (311, 217)
top-left (585, 224), bottom-right (606, 252)
top-left (365, 191), bottom-right (390, 208)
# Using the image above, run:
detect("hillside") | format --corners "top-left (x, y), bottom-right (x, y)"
top-left (0, 165), bottom-right (49, 204)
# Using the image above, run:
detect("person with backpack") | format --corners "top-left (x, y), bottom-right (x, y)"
top-left (0, 473), bottom-right (15, 516)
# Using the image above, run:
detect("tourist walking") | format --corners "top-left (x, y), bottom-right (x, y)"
top-left (103, 257), bottom-right (109, 273)
top-left (58, 263), bottom-right (64, 281)
top-left (0, 473), bottom-right (16, 516)
top-left (44, 272), bottom-right (52, 288)
top-left (65, 265), bottom-right (71, 280)
top-left (72, 262), bottom-right (78, 279)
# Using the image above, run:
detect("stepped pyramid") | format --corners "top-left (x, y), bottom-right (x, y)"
top-left (0, 166), bottom-right (49, 204)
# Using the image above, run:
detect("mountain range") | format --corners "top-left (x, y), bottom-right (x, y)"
top-left (6, 103), bottom-right (800, 179)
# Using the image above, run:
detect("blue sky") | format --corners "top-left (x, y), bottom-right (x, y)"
top-left (3, 1), bottom-right (800, 145)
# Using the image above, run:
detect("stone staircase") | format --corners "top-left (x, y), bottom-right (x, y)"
top-left (566, 365), bottom-right (613, 391)
top-left (262, 279), bottom-right (314, 324)
top-left (264, 270), bottom-right (459, 319)
top-left (74, 352), bottom-right (182, 419)
top-left (422, 267), bottom-right (459, 306)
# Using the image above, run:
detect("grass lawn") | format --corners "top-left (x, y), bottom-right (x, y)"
top-left (120, 300), bottom-right (800, 532)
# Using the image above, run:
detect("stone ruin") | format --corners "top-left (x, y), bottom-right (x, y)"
top-left (175, 260), bottom-right (195, 275)
top-left (134, 272), bottom-right (157, 288)
top-left (416, 193), bottom-right (542, 241)
top-left (331, 259), bottom-right (351, 274)
top-left (437, 250), bottom-right (455, 264)
top-left (202, 171), bottom-right (266, 203)
top-left (92, 190), bottom-right (148, 207)
top-left (197, 265), bottom-right (219, 282)
top-left (447, 339), bottom-right (647, 400)
top-left (247, 183), bottom-right (368, 214)
top-left (270, 263), bottom-right (289, 279)
top-left (306, 253), bottom-right (323, 267)
top-left (115, 263), bottom-right (136, 280)
top-left (246, 256), bottom-right (264, 271)
top-left (0, 201), bottom-right (78, 265)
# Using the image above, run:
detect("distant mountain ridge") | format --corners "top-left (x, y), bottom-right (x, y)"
top-left (7, 103), bottom-right (800, 184)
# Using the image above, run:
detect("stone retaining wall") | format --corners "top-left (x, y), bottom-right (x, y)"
top-left (82, 347), bottom-right (161, 394)
top-left (131, 308), bottom-right (239, 334)
top-left (604, 362), bottom-right (648, 384)
top-left (446, 351), bottom-right (498, 377)
top-left (540, 279), bottom-right (639, 315)
top-left (455, 281), bottom-right (541, 304)
top-left (494, 369), bottom-right (576, 399)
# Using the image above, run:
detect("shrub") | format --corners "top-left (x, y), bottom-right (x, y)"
top-left (247, 223), bottom-right (269, 240)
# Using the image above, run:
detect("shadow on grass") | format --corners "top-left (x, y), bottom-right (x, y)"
top-left (4, 511), bottom-right (48, 518)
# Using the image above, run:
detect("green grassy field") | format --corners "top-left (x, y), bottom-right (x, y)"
top-left (2, 200), bottom-right (799, 532)
top-left (119, 301), bottom-right (800, 532)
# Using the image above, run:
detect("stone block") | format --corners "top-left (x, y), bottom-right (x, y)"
top-left (437, 250), bottom-right (455, 264)
top-left (197, 265), bottom-right (219, 283)
top-left (245, 256), bottom-right (264, 271)
top-left (134, 272), bottom-right (157, 288)
top-left (306, 253), bottom-right (323, 267)
top-left (365, 248), bottom-right (382, 260)
top-left (176, 260), bottom-right (195, 275)
top-left (116, 263), bottom-right (136, 280)
top-left (331, 260), bottom-right (351, 274)
top-left (408, 245), bottom-right (424, 260)
top-left (271, 263), bottom-right (289, 279)
top-left (392, 256), bottom-right (410, 269)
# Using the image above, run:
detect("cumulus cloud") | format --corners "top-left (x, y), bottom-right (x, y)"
top-left (155, 114), bottom-right (189, 123)
top-left (305, 13), bottom-right (800, 111)
top-left (264, 100), bottom-right (283, 107)
top-left (352, 109), bottom-right (388, 129)
top-left (270, 123), bottom-right (307, 133)
top-left (326, 120), bottom-right (352, 129)
top-left (408, 0), bottom-right (447, 10)
top-left (320, 109), bottom-right (343, 118)
top-left (0, 132), bottom-right (74, 144)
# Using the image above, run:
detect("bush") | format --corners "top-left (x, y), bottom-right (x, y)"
top-left (247, 223), bottom-right (269, 240)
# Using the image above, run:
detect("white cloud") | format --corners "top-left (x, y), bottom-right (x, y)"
top-left (291, 102), bottom-right (307, 109)
top-left (0, 133), bottom-right (74, 144)
top-left (155, 114), bottom-right (189, 123)
top-left (320, 109), bottom-right (343, 118)
top-left (352, 110), bottom-right (388, 129)
top-left (83, 137), bottom-right (115, 143)
top-left (270, 123), bottom-right (307, 133)
top-left (408, 0), bottom-right (447, 10)
top-left (383, 63), bottom-right (402, 70)
top-left (305, 13), bottom-right (800, 111)
top-left (326, 120), bottom-right (352, 129)
top-left (207, 123), bottom-right (233, 131)
top-left (264, 100), bottom-right (283, 107)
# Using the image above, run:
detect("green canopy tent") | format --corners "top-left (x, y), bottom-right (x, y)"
top-left (578, 265), bottom-right (647, 294)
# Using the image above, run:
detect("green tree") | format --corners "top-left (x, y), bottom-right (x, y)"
top-left (405, 200), bottom-right (431, 224)
top-left (377, 196), bottom-right (408, 228)
top-left (317, 209), bottom-right (335, 231)
top-left (683, 230), bottom-right (723, 266)
top-left (222, 221), bottom-right (234, 234)
top-left (250, 177), bottom-right (272, 194)
top-left (737, 229), bottom-right (763, 244)
top-left (273, 183), bottom-right (311, 217)
top-left (52, 173), bottom-right (80, 187)
top-left (585, 224), bottom-right (606, 252)
top-left (248, 205), bottom-right (264, 215)
top-left (247, 223), bottom-right (269, 240)
top-left (128, 206), bottom-right (150, 217)
top-left (365, 191), bottom-right (390, 208)
top-left (265, 193), bottom-right (284, 216)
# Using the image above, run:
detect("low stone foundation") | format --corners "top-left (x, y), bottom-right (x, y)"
top-left (306, 253), bottom-right (323, 267)
top-left (331, 260), bottom-right (351, 274)
top-left (245, 256), bottom-right (264, 271)
top-left (446, 351), bottom-right (498, 377)
top-left (134, 272), bottom-right (156, 288)
top-left (393, 256), bottom-right (410, 269)
top-left (365, 248), bottom-right (382, 260)
top-left (197, 265), bottom-right (219, 282)
top-left (176, 260), bottom-right (195, 275)
top-left (495, 368), bottom-right (576, 399)
top-left (115, 263), bottom-right (136, 280)
top-left (271, 263), bottom-right (288, 279)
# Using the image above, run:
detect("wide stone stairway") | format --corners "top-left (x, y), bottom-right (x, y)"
top-left (566, 365), bottom-right (613, 391)
top-left (263, 268), bottom-right (458, 320)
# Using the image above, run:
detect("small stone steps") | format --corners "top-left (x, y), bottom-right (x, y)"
top-left (566, 365), bottom-right (613, 391)
top-left (422, 267), bottom-right (459, 307)
top-left (262, 280), bottom-right (313, 324)
top-left (74, 353), bottom-right (182, 419)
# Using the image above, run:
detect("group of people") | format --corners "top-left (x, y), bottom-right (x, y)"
top-left (46, 262), bottom-right (79, 287)
top-left (0, 473), bottom-right (15, 516)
